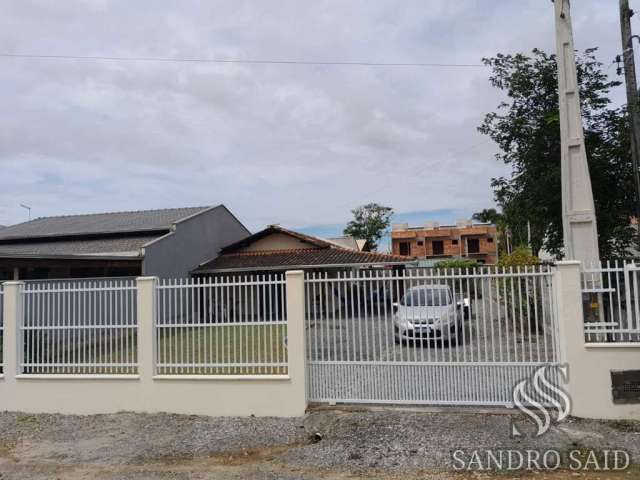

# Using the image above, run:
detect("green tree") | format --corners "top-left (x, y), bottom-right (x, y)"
top-left (497, 246), bottom-right (540, 268)
top-left (479, 48), bottom-right (637, 259)
top-left (344, 203), bottom-right (393, 252)
top-left (472, 208), bottom-right (501, 224)
top-left (472, 208), bottom-right (513, 255)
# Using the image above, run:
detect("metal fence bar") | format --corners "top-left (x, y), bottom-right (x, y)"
top-left (19, 278), bottom-right (138, 375)
top-left (581, 260), bottom-right (640, 342)
top-left (155, 275), bottom-right (288, 375)
top-left (0, 284), bottom-right (4, 374)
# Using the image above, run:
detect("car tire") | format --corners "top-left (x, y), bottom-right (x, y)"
top-left (449, 323), bottom-right (461, 346)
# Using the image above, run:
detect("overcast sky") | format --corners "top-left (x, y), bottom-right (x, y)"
top-left (0, 0), bottom-right (628, 231)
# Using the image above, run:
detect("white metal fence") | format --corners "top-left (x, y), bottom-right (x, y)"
top-left (1, 262), bottom-right (633, 411)
top-left (305, 267), bottom-right (560, 406)
top-left (581, 261), bottom-right (640, 343)
top-left (0, 285), bottom-right (4, 374)
top-left (20, 279), bottom-right (138, 375)
top-left (155, 276), bottom-right (288, 375)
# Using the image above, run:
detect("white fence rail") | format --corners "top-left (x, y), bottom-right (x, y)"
top-left (20, 279), bottom-right (138, 375)
top-left (305, 267), bottom-right (560, 405)
top-left (0, 285), bottom-right (4, 374)
top-left (581, 261), bottom-right (640, 343)
top-left (155, 276), bottom-right (288, 375)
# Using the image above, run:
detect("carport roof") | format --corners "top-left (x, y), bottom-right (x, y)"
top-left (0, 234), bottom-right (159, 259)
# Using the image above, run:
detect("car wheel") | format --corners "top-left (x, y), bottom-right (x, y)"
top-left (449, 323), bottom-right (461, 346)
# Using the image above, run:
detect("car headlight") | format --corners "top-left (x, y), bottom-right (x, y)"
top-left (396, 317), bottom-right (413, 329)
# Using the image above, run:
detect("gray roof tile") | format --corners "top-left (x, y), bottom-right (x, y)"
top-left (0, 235), bottom-right (158, 258)
top-left (0, 206), bottom-right (211, 241)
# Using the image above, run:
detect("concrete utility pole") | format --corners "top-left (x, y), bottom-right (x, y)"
top-left (553, 0), bottom-right (600, 264)
top-left (619, 0), bottom-right (640, 240)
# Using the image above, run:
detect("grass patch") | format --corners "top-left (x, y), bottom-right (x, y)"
top-left (156, 323), bottom-right (288, 375)
top-left (17, 323), bottom-right (287, 376)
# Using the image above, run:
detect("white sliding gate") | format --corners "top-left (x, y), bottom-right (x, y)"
top-left (305, 267), bottom-right (560, 406)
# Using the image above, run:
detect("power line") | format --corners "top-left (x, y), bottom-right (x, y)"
top-left (0, 52), bottom-right (486, 68)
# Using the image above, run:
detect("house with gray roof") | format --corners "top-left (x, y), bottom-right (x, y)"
top-left (0, 205), bottom-right (250, 280)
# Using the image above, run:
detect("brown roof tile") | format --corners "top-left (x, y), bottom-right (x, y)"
top-left (194, 248), bottom-right (413, 272)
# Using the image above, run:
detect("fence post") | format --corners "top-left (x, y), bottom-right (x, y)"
top-left (285, 270), bottom-right (308, 414)
top-left (2, 281), bottom-right (24, 383)
top-left (137, 277), bottom-right (157, 381)
top-left (553, 261), bottom-right (584, 407)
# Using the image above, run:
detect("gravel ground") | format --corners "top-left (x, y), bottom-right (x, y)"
top-left (0, 408), bottom-right (638, 479)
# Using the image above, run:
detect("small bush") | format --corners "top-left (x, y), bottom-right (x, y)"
top-left (434, 259), bottom-right (480, 270)
top-left (498, 246), bottom-right (540, 268)
top-left (432, 259), bottom-right (482, 299)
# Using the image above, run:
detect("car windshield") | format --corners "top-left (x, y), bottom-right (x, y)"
top-left (401, 288), bottom-right (451, 307)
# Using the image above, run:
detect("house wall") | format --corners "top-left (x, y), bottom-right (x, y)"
top-left (143, 206), bottom-right (250, 278)
top-left (391, 225), bottom-right (498, 264)
top-left (239, 233), bottom-right (315, 252)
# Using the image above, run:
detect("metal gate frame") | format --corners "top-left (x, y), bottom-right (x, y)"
top-left (304, 267), bottom-right (561, 407)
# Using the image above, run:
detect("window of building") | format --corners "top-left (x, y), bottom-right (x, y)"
top-left (417, 240), bottom-right (424, 246)
top-left (487, 237), bottom-right (494, 243)
top-left (432, 240), bottom-right (444, 256)
top-left (467, 238), bottom-right (480, 254)
top-left (399, 241), bottom-right (411, 256)
top-left (452, 239), bottom-right (459, 246)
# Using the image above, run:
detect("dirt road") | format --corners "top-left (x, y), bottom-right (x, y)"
top-left (0, 407), bottom-right (638, 479)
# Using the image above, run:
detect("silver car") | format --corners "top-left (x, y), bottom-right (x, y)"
top-left (393, 285), bottom-right (465, 344)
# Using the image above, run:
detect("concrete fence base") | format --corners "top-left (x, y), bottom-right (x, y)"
top-left (0, 271), bottom-right (308, 418)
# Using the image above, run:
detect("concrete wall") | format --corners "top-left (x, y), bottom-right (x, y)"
top-left (143, 206), bottom-right (250, 279)
top-left (0, 273), bottom-right (308, 417)
top-left (555, 262), bottom-right (640, 420)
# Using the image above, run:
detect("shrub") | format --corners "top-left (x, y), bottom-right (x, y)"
top-left (498, 246), bottom-right (540, 268)
top-left (434, 259), bottom-right (480, 270)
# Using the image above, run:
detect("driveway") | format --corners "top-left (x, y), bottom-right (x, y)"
top-left (307, 295), bottom-right (557, 364)
top-left (0, 408), bottom-right (637, 479)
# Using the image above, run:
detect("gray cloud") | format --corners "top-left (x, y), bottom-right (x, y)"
top-left (0, 0), bottom-right (625, 230)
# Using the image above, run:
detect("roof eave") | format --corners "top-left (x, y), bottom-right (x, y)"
top-left (193, 260), bottom-right (416, 274)
top-left (0, 253), bottom-right (143, 261)
top-left (170, 205), bottom-right (219, 226)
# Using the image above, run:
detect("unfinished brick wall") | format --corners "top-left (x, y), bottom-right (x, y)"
top-left (391, 224), bottom-right (498, 264)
